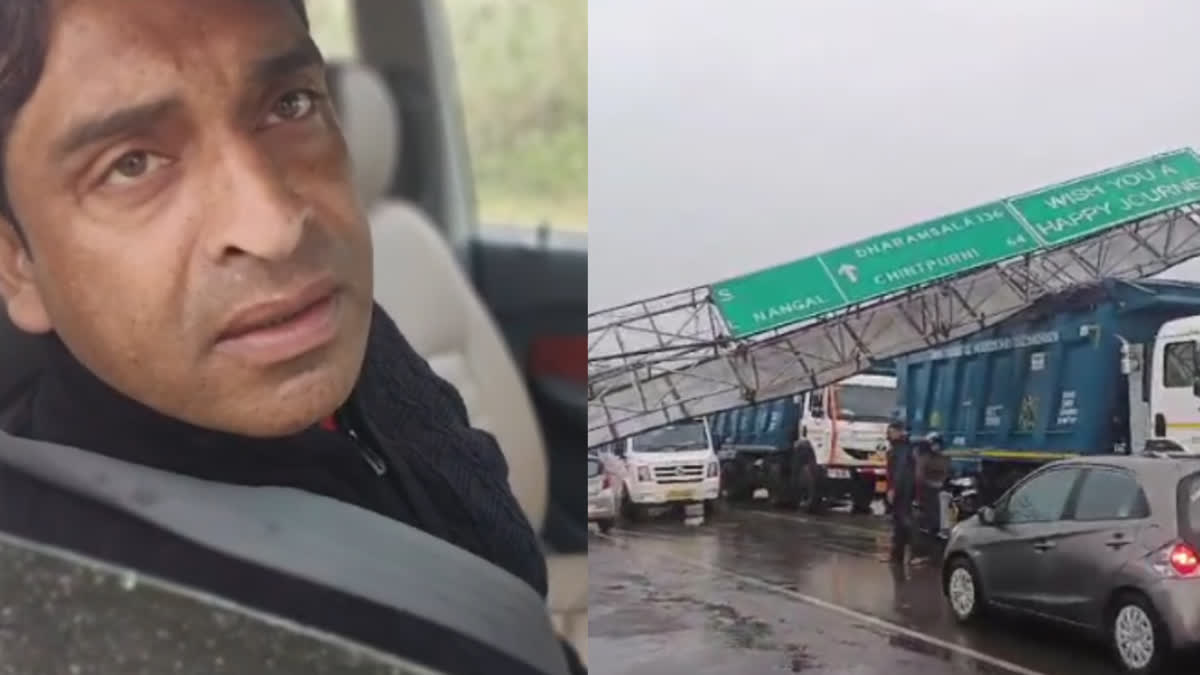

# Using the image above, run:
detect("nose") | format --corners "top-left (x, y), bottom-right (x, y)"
top-left (202, 139), bottom-right (309, 262)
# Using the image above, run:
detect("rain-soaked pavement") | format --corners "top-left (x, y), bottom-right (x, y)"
top-left (589, 504), bottom-right (1200, 675)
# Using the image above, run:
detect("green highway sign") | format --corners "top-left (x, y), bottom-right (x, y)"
top-left (1009, 149), bottom-right (1200, 246)
top-left (710, 256), bottom-right (845, 335)
top-left (711, 148), bottom-right (1200, 339)
top-left (818, 202), bottom-right (1038, 303)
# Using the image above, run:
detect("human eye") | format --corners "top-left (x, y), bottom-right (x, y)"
top-left (100, 150), bottom-right (173, 188)
top-left (263, 89), bottom-right (326, 127)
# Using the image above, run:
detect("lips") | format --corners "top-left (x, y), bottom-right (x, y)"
top-left (213, 279), bottom-right (343, 366)
top-left (218, 279), bottom-right (337, 342)
top-left (219, 294), bottom-right (329, 341)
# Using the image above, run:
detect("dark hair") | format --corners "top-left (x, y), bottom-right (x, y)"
top-left (0, 0), bottom-right (309, 236)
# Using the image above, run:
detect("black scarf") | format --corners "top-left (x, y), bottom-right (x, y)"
top-left (13, 304), bottom-right (548, 598)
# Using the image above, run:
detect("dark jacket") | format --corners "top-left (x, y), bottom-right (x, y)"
top-left (887, 437), bottom-right (917, 500)
top-left (0, 305), bottom-right (583, 675)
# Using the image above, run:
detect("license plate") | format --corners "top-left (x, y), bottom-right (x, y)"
top-left (667, 488), bottom-right (697, 500)
top-left (827, 468), bottom-right (851, 479)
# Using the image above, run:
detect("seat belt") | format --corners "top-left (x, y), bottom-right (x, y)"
top-left (0, 431), bottom-right (569, 675)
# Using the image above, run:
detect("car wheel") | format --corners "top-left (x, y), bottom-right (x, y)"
top-left (943, 556), bottom-right (984, 623)
top-left (597, 518), bottom-right (615, 534)
top-left (1109, 592), bottom-right (1168, 674)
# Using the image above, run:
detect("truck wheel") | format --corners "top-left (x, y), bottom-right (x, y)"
top-left (850, 479), bottom-right (874, 514)
top-left (796, 462), bottom-right (827, 514)
top-left (768, 460), bottom-right (799, 509)
top-left (722, 466), bottom-right (754, 502)
top-left (787, 443), bottom-right (826, 514)
top-left (620, 492), bottom-right (643, 523)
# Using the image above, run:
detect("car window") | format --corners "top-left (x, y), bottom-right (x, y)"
top-left (447, 0), bottom-right (586, 233)
top-left (1072, 468), bottom-right (1149, 521)
top-left (305, 0), bottom-right (359, 59)
top-left (1004, 468), bottom-right (1081, 524)
top-left (1178, 472), bottom-right (1200, 542)
top-left (587, 458), bottom-right (604, 479)
top-left (1163, 340), bottom-right (1196, 388)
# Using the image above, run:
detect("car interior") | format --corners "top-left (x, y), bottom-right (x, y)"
top-left (327, 61), bottom-right (588, 659)
top-left (0, 0), bottom-right (589, 665)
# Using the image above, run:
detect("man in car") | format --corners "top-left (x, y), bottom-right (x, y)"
top-left (0, 1), bottom-right (582, 673)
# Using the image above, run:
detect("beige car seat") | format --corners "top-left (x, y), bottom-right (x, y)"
top-left (328, 64), bottom-right (588, 663)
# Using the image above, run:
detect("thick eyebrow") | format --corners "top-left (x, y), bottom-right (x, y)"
top-left (52, 98), bottom-right (181, 161)
top-left (50, 38), bottom-right (323, 162)
top-left (250, 36), bottom-right (325, 86)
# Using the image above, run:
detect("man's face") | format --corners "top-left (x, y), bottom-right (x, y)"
top-left (0, 0), bottom-right (374, 436)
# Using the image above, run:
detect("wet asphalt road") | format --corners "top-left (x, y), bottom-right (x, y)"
top-left (589, 504), bottom-right (1200, 675)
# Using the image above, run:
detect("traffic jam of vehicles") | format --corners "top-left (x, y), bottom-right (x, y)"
top-left (589, 151), bottom-right (1200, 674)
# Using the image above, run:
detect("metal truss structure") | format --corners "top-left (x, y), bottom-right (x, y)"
top-left (589, 206), bottom-right (1200, 447)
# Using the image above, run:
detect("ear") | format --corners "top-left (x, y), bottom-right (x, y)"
top-left (0, 218), bottom-right (51, 334)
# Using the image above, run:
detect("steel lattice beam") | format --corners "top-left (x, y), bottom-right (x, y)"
top-left (588, 207), bottom-right (1200, 447)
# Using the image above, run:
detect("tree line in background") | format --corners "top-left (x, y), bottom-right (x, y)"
top-left (307, 0), bottom-right (586, 231)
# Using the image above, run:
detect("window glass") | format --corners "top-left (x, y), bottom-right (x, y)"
top-left (1178, 472), bottom-right (1200, 541)
top-left (587, 458), bottom-right (604, 479)
top-left (1163, 341), bottom-right (1196, 388)
top-left (1073, 469), bottom-right (1148, 521)
top-left (1004, 468), bottom-right (1080, 524)
top-left (305, 1), bottom-right (359, 59)
top-left (446, 0), bottom-right (587, 232)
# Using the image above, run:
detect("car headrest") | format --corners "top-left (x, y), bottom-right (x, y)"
top-left (327, 62), bottom-right (401, 209)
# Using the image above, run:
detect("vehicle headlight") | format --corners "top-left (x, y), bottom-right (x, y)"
top-left (706, 461), bottom-right (719, 478)
top-left (950, 476), bottom-right (977, 488)
top-left (636, 466), bottom-right (652, 482)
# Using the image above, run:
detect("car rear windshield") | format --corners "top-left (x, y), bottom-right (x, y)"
top-left (1177, 471), bottom-right (1200, 544)
top-left (588, 458), bottom-right (604, 478)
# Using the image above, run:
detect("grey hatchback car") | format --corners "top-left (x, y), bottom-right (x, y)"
top-left (942, 454), bottom-right (1200, 674)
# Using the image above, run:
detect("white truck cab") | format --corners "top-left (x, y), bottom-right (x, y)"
top-left (601, 419), bottom-right (721, 519)
top-left (799, 373), bottom-right (896, 511)
top-left (1148, 316), bottom-right (1200, 453)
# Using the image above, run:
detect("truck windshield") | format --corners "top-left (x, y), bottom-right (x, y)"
top-left (631, 423), bottom-right (709, 452)
top-left (835, 385), bottom-right (895, 423)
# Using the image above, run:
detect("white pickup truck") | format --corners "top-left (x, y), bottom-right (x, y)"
top-left (597, 419), bottom-right (722, 520)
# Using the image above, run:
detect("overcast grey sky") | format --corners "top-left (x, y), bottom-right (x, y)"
top-left (589, 0), bottom-right (1200, 310)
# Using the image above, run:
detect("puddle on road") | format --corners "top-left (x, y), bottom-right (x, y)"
top-left (598, 568), bottom-right (824, 671)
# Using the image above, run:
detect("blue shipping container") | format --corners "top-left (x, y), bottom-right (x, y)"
top-left (895, 279), bottom-right (1200, 459)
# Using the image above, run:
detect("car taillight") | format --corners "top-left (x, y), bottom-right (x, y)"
top-left (1171, 543), bottom-right (1199, 576)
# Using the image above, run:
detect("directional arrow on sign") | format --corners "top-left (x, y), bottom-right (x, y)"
top-left (837, 263), bottom-right (859, 284)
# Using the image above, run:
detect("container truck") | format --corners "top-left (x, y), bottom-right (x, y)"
top-left (894, 278), bottom-right (1200, 509)
top-left (712, 368), bottom-right (896, 513)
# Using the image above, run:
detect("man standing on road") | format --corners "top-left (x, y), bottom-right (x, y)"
top-left (916, 432), bottom-right (950, 546)
top-left (883, 421), bottom-right (927, 566)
